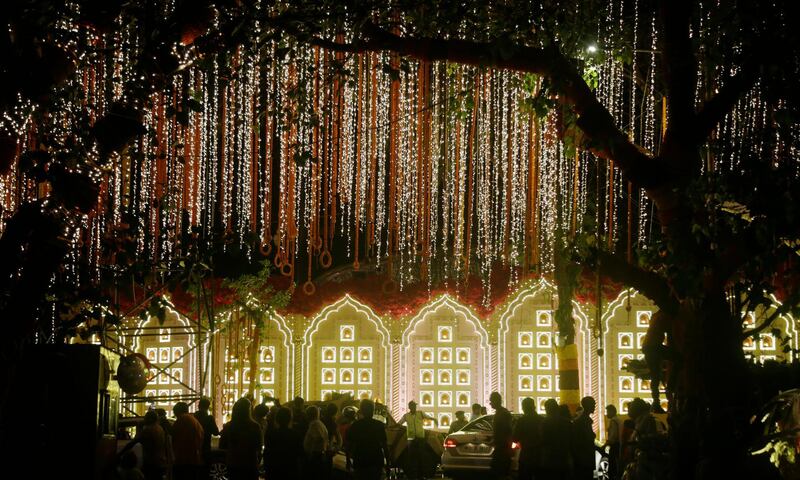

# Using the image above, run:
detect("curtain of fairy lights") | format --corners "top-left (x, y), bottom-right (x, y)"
top-left (0, 1), bottom-right (796, 307)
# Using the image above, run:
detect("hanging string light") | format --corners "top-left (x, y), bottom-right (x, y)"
top-left (4, 2), bottom-right (792, 306)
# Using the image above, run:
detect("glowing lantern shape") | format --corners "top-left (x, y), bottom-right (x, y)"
top-left (622, 379), bottom-right (632, 391)
top-left (439, 326), bottom-right (452, 341)
top-left (537, 313), bottom-right (551, 326)
top-left (539, 377), bottom-right (550, 390)
top-left (538, 356), bottom-right (550, 369)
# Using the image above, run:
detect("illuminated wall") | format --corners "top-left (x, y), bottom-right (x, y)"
top-left (303, 296), bottom-right (390, 403)
top-left (602, 290), bottom-right (799, 418)
top-left (498, 284), bottom-right (559, 414)
top-left (132, 308), bottom-right (198, 414)
top-left (601, 290), bottom-right (663, 415)
top-left (115, 287), bottom-right (798, 428)
top-left (219, 312), bottom-right (293, 417)
top-left (742, 296), bottom-right (798, 364)
top-left (497, 280), bottom-right (595, 414)
top-left (401, 295), bottom-right (490, 429)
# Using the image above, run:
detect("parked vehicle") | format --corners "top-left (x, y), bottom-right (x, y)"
top-left (440, 414), bottom-right (522, 479)
top-left (330, 399), bottom-right (444, 478)
top-left (442, 414), bottom-right (610, 480)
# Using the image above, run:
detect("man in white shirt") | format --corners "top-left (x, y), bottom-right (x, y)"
top-left (398, 401), bottom-right (437, 479)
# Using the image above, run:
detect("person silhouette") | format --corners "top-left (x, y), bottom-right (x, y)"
top-left (302, 405), bottom-right (328, 480)
top-left (220, 398), bottom-right (263, 480)
top-left (448, 411), bottom-right (468, 434)
top-left (489, 392), bottom-right (512, 479)
top-left (541, 399), bottom-right (572, 480)
top-left (471, 403), bottom-right (483, 420)
top-left (171, 401), bottom-right (203, 480)
top-left (642, 311), bottom-right (671, 412)
top-left (345, 399), bottom-right (390, 480)
top-left (264, 407), bottom-right (302, 480)
top-left (119, 410), bottom-right (168, 480)
top-left (513, 397), bottom-right (543, 480)
top-left (193, 397), bottom-right (219, 476)
top-left (572, 396), bottom-right (597, 480)
top-left (604, 404), bottom-right (622, 480)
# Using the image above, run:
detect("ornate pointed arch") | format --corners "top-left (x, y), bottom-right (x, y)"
top-left (401, 294), bottom-right (490, 427)
top-left (302, 295), bottom-right (390, 402)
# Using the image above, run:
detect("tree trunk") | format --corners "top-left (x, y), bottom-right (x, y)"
top-left (670, 291), bottom-right (752, 479)
top-left (248, 316), bottom-right (262, 397)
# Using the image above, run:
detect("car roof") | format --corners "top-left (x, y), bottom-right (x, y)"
top-left (458, 413), bottom-right (524, 432)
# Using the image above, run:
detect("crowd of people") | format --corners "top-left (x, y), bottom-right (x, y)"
top-left (506, 394), bottom-right (665, 480)
top-left (116, 391), bottom-right (664, 480)
top-left (117, 394), bottom-right (392, 480)
top-left (118, 398), bottom-right (218, 480)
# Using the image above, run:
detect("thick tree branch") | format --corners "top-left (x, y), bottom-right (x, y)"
top-left (273, 17), bottom-right (668, 188)
top-left (597, 250), bottom-right (679, 315)
top-left (659, 1), bottom-right (696, 147)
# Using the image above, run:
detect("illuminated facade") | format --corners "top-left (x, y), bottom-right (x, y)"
top-left (499, 285), bottom-right (559, 414)
top-left (128, 308), bottom-right (200, 414)
top-left (601, 290), bottom-right (664, 416)
top-left (497, 280), bottom-right (596, 414)
top-left (303, 296), bottom-right (390, 403)
top-left (742, 296), bottom-right (798, 364)
top-left (402, 296), bottom-right (490, 429)
top-left (219, 312), bottom-right (293, 415)
top-left (600, 289), bottom-right (800, 423)
top-left (116, 288), bottom-right (797, 424)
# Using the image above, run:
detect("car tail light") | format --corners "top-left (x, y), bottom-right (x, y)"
top-left (511, 441), bottom-right (521, 449)
top-left (444, 438), bottom-right (458, 449)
